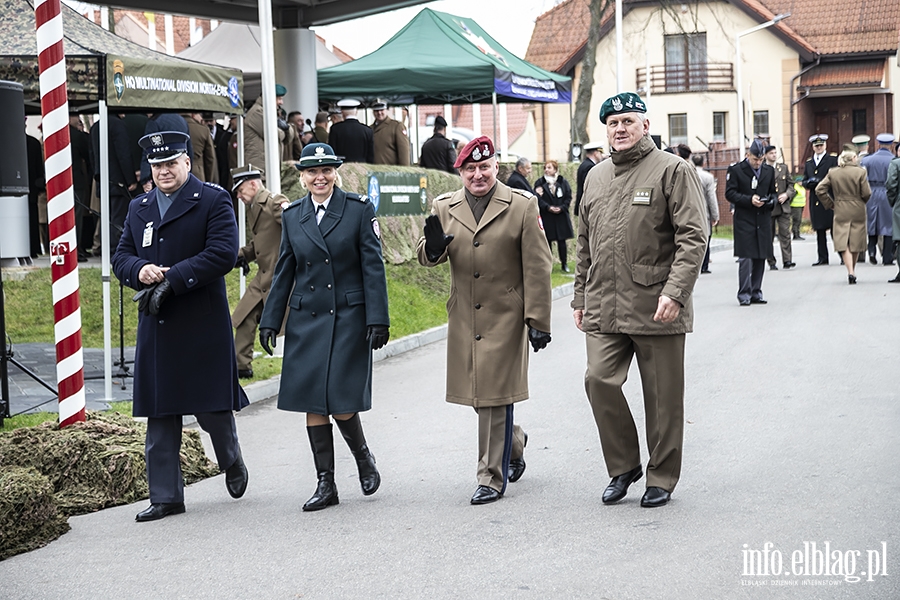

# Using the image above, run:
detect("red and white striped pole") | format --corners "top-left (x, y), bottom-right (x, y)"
top-left (35, 0), bottom-right (85, 427)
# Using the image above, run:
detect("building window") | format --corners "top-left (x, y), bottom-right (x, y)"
top-left (852, 110), bottom-right (867, 136)
top-left (713, 112), bottom-right (726, 141)
top-left (669, 113), bottom-right (688, 145)
top-left (664, 33), bottom-right (708, 92)
top-left (753, 111), bottom-right (769, 137)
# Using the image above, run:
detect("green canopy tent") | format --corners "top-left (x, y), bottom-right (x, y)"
top-left (0, 0), bottom-right (244, 403)
top-left (317, 8), bottom-right (571, 105)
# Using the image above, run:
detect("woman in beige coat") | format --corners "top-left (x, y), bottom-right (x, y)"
top-left (816, 149), bottom-right (871, 283)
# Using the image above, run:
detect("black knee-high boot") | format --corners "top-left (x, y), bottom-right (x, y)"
top-left (335, 414), bottom-right (380, 496)
top-left (303, 424), bottom-right (339, 511)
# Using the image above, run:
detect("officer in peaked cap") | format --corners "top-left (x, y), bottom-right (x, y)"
top-left (851, 134), bottom-right (871, 158)
top-left (328, 98), bottom-right (374, 163)
top-left (860, 133), bottom-right (896, 265)
top-left (230, 163), bottom-right (290, 380)
top-left (417, 135), bottom-right (553, 505)
top-left (113, 130), bottom-right (250, 522)
top-left (575, 141), bottom-right (605, 216)
top-left (370, 99), bottom-right (410, 166)
top-left (803, 133), bottom-right (839, 265)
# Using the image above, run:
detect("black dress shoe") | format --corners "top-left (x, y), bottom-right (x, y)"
top-left (508, 433), bottom-right (528, 483)
top-left (739, 300), bottom-right (751, 306)
top-left (784, 262), bottom-right (796, 269)
top-left (769, 264), bottom-right (778, 271)
top-left (812, 260), bottom-right (829, 266)
top-left (135, 502), bottom-right (185, 522)
top-left (793, 235), bottom-right (805, 241)
top-left (470, 485), bottom-right (502, 505)
top-left (225, 452), bottom-right (248, 498)
top-left (602, 465), bottom-right (642, 504)
top-left (889, 276), bottom-right (900, 283)
top-left (561, 264), bottom-right (569, 273)
top-left (749, 298), bottom-right (767, 304)
top-left (869, 254), bottom-right (878, 265)
top-left (700, 269), bottom-right (711, 274)
top-left (238, 368), bottom-right (253, 379)
top-left (848, 274), bottom-right (857, 285)
top-left (640, 487), bottom-right (671, 508)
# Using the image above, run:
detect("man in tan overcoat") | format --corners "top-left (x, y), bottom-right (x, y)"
top-left (417, 136), bottom-right (552, 505)
top-left (231, 165), bottom-right (290, 378)
top-left (182, 112), bottom-right (219, 184)
top-left (371, 101), bottom-right (410, 166)
top-left (572, 93), bottom-right (707, 508)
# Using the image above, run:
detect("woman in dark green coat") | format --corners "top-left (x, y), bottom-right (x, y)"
top-left (259, 143), bottom-right (390, 511)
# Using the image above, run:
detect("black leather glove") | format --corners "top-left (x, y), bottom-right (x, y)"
top-left (260, 328), bottom-right (277, 356)
top-left (132, 284), bottom-right (157, 317)
top-left (148, 279), bottom-right (173, 315)
top-left (528, 326), bottom-right (551, 353)
top-left (423, 215), bottom-right (454, 261)
top-left (235, 255), bottom-right (251, 276)
top-left (366, 325), bottom-right (390, 350)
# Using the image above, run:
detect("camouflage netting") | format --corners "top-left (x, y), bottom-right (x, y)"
top-left (0, 412), bottom-right (219, 561)
top-left (280, 161), bottom-right (578, 266)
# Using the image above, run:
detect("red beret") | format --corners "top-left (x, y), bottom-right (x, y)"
top-left (453, 136), bottom-right (495, 169)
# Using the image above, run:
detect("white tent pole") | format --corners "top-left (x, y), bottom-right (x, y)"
top-left (258, 0), bottom-right (280, 195)
top-left (472, 103), bottom-right (481, 136)
top-left (238, 114), bottom-right (247, 297)
top-left (164, 14), bottom-right (174, 55)
top-left (443, 104), bottom-right (452, 136)
top-left (492, 92), bottom-right (498, 144)
top-left (99, 100), bottom-right (112, 400)
top-left (410, 104), bottom-right (419, 164)
top-left (499, 103), bottom-right (509, 162)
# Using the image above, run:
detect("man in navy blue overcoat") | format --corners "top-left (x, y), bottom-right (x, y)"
top-left (113, 131), bottom-right (249, 522)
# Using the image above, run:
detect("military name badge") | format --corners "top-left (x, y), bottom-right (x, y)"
top-left (632, 188), bottom-right (652, 205)
top-left (371, 217), bottom-right (381, 239)
top-left (142, 222), bottom-right (153, 247)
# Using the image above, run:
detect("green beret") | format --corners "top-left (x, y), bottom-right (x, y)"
top-left (275, 84), bottom-right (287, 97)
top-left (599, 92), bottom-right (647, 124)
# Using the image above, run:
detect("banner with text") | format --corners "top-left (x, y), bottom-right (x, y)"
top-left (367, 172), bottom-right (428, 216)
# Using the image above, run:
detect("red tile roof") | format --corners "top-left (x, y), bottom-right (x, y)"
top-left (526, 0), bottom-right (899, 74)
top-left (799, 60), bottom-right (885, 88)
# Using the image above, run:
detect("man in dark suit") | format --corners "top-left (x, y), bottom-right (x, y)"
top-left (419, 115), bottom-right (456, 173)
top-left (327, 99), bottom-right (374, 163)
top-left (90, 113), bottom-right (138, 252)
top-left (726, 139), bottom-right (776, 306)
top-left (113, 131), bottom-right (249, 522)
top-left (68, 115), bottom-right (92, 261)
top-left (802, 134), bottom-right (838, 266)
top-left (506, 157), bottom-right (533, 193)
top-left (575, 142), bottom-right (603, 217)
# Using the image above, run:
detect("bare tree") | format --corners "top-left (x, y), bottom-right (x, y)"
top-left (572, 0), bottom-right (612, 145)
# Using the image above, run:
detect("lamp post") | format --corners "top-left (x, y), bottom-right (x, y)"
top-left (736, 13), bottom-right (790, 155)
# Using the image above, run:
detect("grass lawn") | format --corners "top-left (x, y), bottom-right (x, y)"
top-left (3, 258), bottom-right (573, 404)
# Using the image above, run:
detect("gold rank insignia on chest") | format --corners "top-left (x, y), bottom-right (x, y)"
top-left (632, 188), bottom-right (652, 205)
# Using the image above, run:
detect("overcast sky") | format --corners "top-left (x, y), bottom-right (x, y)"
top-left (316, 0), bottom-right (562, 60)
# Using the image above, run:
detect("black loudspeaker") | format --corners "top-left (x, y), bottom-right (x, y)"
top-left (0, 80), bottom-right (28, 196)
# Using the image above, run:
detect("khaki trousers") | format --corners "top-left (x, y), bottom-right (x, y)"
top-left (476, 405), bottom-right (525, 493)
top-left (585, 332), bottom-right (685, 492)
top-left (234, 301), bottom-right (263, 370)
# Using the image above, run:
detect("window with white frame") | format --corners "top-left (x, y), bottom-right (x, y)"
top-left (712, 112), bottom-right (726, 141)
top-left (669, 113), bottom-right (688, 145)
top-left (753, 111), bottom-right (769, 137)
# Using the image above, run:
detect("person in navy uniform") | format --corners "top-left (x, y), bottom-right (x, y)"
top-left (113, 131), bottom-right (250, 522)
top-left (258, 143), bottom-right (390, 512)
top-left (327, 99), bottom-right (375, 163)
top-left (803, 134), bottom-right (839, 266)
top-left (726, 139), bottom-right (776, 306)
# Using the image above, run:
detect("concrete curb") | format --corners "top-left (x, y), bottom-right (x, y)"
top-left (232, 239), bottom-right (735, 414)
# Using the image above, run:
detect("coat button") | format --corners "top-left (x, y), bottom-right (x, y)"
top-left (310, 285), bottom-right (315, 291)
top-left (188, 278), bottom-right (195, 284)
top-left (330, 309), bottom-right (334, 315)
top-left (473, 241), bottom-right (480, 247)
top-left (311, 312), bottom-right (317, 317)
top-left (159, 238), bottom-right (164, 242)
top-left (327, 284), bottom-right (332, 289)
top-left (475, 335), bottom-right (482, 341)
top-left (474, 272), bottom-right (480, 278)
top-left (475, 303), bottom-right (481, 309)
top-left (307, 261), bottom-right (312, 266)
top-left (325, 259), bottom-right (330, 264)
top-left (158, 320), bottom-right (164, 324)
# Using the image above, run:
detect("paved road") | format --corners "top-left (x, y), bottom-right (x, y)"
top-left (2, 238), bottom-right (898, 599)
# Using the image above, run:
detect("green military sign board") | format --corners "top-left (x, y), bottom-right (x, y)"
top-left (366, 172), bottom-right (428, 216)
top-left (106, 54), bottom-right (243, 113)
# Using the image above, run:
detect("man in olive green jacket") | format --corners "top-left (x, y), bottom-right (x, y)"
top-left (230, 165), bottom-right (289, 378)
top-left (572, 93), bottom-right (707, 508)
